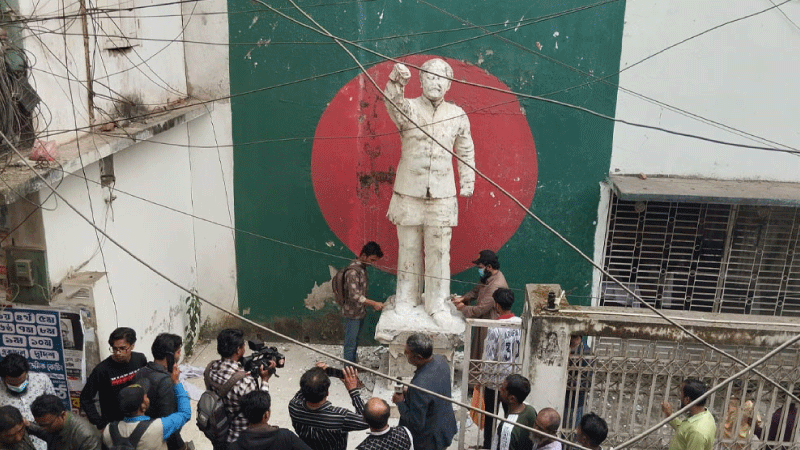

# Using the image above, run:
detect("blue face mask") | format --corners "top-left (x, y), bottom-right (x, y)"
top-left (477, 268), bottom-right (485, 277)
top-left (6, 379), bottom-right (28, 394)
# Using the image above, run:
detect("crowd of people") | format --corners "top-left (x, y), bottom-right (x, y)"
top-left (0, 318), bottom-right (602, 450)
top-left (0, 328), bottom-right (189, 450)
top-left (0, 246), bottom-right (794, 450)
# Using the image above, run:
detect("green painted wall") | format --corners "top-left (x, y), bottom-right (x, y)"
top-left (229, 0), bottom-right (626, 340)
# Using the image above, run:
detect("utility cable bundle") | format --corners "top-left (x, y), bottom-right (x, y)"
top-left (0, 20), bottom-right (40, 156)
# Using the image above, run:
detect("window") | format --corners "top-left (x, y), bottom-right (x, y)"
top-left (600, 195), bottom-right (800, 316)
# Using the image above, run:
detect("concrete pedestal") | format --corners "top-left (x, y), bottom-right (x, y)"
top-left (374, 296), bottom-right (465, 391)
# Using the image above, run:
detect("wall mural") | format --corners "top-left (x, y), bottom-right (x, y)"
top-left (311, 55), bottom-right (538, 287)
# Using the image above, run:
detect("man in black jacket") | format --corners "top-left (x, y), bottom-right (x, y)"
top-left (135, 333), bottom-right (186, 450)
top-left (392, 333), bottom-right (457, 450)
top-left (230, 391), bottom-right (309, 450)
top-left (79, 327), bottom-right (147, 430)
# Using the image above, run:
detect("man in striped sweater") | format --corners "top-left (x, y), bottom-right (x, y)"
top-left (288, 364), bottom-right (368, 450)
top-left (356, 398), bottom-right (413, 450)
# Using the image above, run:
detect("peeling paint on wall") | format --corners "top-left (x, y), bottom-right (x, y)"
top-left (303, 266), bottom-right (337, 310)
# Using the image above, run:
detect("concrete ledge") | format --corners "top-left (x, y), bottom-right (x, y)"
top-left (609, 174), bottom-right (800, 206)
top-left (542, 305), bottom-right (800, 347)
top-left (0, 103), bottom-right (210, 205)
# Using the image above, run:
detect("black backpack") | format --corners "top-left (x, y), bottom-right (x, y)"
top-left (196, 363), bottom-right (249, 444)
top-left (108, 420), bottom-right (152, 450)
top-left (332, 266), bottom-right (353, 307)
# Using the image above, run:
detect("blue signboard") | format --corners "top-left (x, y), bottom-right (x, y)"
top-left (0, 308), bottom-right (71, 410)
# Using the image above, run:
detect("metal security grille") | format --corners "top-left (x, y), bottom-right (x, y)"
top-left (563, 337), bottom-right (800, 450)
top-left (459, 318), bottom-right (525, 450)
top-left (600, 196), bottom-right (800, 316)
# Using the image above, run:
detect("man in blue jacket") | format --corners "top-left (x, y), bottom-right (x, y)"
top-left (391, 333), bottom-right (456, 450)
top-left (102, 368), bottom-right (191, 450)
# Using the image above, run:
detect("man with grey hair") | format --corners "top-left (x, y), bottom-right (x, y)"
top-left (531, 408), bottom-right (562, 450)
top-left (391, 334), bottom-right (456, 450)
top-left (384, 58), bottom-right (476, 327)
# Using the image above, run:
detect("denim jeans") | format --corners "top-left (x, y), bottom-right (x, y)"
top-left (342, 317), bottom-right (364, 365)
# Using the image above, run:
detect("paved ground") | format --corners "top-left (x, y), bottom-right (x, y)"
top-left (180, 340), bottom-right (482, 450)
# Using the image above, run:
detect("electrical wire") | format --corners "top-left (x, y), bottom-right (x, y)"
top-left (5, 1), bottom-right (800, 444)
top-left (6, 126), bottom-right (800, 450)
top-left (59, 0), bottom-right (120, 326)
top-left (9, 0), bottom-right (800, 154)
top-left (57, 169), bottom-right (483, 290)
top-left (201, 102), bottom-right (239, 311)
top-left (616, 331), bottom-right (800, 450)
top-left (28, 32), bottom-right (798, 155)
top-left (0, 128), bottom-right (594, 450)
top-left (273, 0), bottom-right (800, 405)
top-left (3, 0), bottom-right (379, 26)
top-left (16, 0), bottom-right (616, 45)
top-left (416, 0), bottom-right (800, 154)
top-left (769, 0), bottom-right (800, 31)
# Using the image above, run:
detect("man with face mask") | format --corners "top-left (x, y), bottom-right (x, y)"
top-left (0, 354), bottom-right (55, 450)
top-left (661, 379), bottom-right (716, 450)
top-left (452, 250), bottom-right (508, 362)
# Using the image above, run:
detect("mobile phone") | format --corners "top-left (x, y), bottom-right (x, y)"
top-left (324, 367), bottom-right (345, 379)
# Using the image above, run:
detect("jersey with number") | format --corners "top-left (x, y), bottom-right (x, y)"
top-left (481, 316), bottom-right (522, 388)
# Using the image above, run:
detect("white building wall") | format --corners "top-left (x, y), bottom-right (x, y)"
top-left (41, 122), bottom-right (195, 355)
top-left (188, 103), bottom-right (238, 321)
top-left (610, 1), bottom-right (800, 181)
top-left (5, 0), bottom-right (238, 349)
top-left (18, 0), bottom-right (189, 145)
top-left (88, 0), bottom-right (189, 118)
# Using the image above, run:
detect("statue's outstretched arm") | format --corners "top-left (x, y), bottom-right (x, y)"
top-left (384, 63), bottom-right (413, 128)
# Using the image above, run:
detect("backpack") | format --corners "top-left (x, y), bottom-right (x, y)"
top-left (332, 266), bottom-right (353, 307)
top-left (108, 420), bottom-right (152, 450)
top-left (196, 363), bottom-right (249, 444)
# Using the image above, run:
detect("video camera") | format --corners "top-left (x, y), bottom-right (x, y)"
top-left (241, 340), bottom-right (285, 377)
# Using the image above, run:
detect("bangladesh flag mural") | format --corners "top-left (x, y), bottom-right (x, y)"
top-left (229, 0), bottom-right (626, 339)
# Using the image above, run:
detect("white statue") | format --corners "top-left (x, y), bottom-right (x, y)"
top-left (384, 58), bottom-right (475, 326)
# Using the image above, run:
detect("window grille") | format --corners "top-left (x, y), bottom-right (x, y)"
top-left (563, 337), bottom-right (800, 450)
top-left (600, 196), bottom-right (800, 316)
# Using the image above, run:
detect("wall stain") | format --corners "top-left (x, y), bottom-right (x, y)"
top-left (357, 168), bottom-right (396, 193)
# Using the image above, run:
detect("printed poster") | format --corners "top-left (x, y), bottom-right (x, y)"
top-left (0, 307), bottom-right (71, 410)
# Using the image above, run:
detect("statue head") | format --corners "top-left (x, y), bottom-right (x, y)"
top-left (419, 58), bottom-right (453, 103)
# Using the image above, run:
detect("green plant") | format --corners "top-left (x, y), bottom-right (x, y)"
top-left (184, 291), bottom-right (201, 357)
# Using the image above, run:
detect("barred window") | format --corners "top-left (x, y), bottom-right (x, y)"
top-left (600, 195), bottom-right (800, 316)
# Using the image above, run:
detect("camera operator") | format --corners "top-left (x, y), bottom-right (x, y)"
top-left (206, 329), bottom-right (276, 450)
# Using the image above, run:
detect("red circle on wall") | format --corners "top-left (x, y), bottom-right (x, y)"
top-left (311, 55), bottom-right (537, 274)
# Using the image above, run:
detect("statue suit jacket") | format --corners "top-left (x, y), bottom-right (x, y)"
top-left (384, 75), bottom-right (475, 199)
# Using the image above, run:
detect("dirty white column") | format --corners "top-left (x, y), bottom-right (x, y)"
top-left (527, 318), bottom-right (571, 415)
